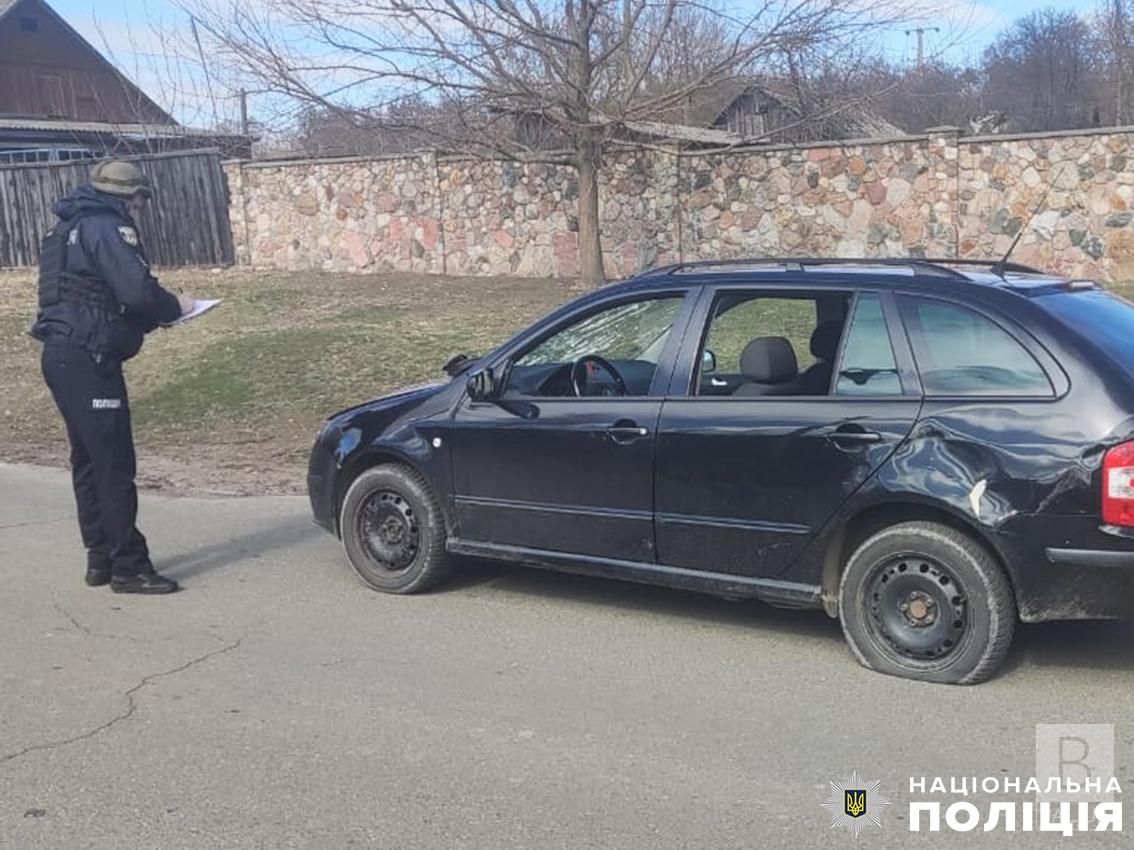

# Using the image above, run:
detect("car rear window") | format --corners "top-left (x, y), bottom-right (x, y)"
top-left (900, 296), bottom-right (1053, 397)
top-left (1038, 289), bottom-right (1134, 369)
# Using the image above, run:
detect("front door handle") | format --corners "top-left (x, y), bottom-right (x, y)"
top-left (710, 377), bottom-right (728, 387)
top-left (607, 420), bottom-right (649, 445)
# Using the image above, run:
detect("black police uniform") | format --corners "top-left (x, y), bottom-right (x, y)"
top-left (31, 185), bottom-right (182, 583)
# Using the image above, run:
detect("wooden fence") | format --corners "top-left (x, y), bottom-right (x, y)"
top-left (0, 149), bottom-right (234, 267)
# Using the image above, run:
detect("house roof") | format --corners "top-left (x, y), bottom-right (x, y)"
top-left (0, 0), bottom-right (177, 126)
top-left (0, 117), bottom-right (237, 137)
top-left (687, 78), bottom-right (905, 140)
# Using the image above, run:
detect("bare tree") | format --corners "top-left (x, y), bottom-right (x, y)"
top-left (981, 9), bottom-right (1102, 133)
top-left (1094, 0), bottom-right (1134, 125)
top-left (859, 60), bottom-right (983, 132)
top-left (182, 0), bottom-right (916, 285)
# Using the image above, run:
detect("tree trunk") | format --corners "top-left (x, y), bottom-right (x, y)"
top-left (575, 148), bottom-right (606, 288)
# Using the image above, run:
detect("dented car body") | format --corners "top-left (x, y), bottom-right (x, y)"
top-left (309, 258), bottom-right (1134, 681)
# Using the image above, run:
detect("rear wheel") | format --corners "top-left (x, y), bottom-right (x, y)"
top-left (340, 464), bottom-right (451, 593)
top-left (838, 521), bottom-right (1015, 684)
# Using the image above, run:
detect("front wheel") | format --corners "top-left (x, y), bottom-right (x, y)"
top-left (340, 464), bottom-right (451, 594)
top-left (838, 521), bottom-right (1016, 684)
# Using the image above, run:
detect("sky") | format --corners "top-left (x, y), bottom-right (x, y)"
top-left (45, 0), bottom-right (1105, 127)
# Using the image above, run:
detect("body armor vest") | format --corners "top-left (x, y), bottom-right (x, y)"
top-left (37, 221), bottom-right (117, 312)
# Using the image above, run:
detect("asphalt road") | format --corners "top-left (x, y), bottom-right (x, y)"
top-left (1, 463), bottom-right (1131, 849)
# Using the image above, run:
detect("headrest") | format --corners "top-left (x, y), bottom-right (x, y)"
top-left (810, 320), bottom-right (843, 361)
top-left (740, 337), bottom-right (798, 383)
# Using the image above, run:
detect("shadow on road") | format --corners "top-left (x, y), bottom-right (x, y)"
top-left (154, 525), bottom-right (1134, 677)
top-left (159, 518), bottom-right (321, 581)
top-left (447, 558), bottom-right (1134, 676)
top-left (446, 557), bottom-right (840, 641)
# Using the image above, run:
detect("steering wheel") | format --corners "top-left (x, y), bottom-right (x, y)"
top-left (571, 355), bottom-right (629, 397)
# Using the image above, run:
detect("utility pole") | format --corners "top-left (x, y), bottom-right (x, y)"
top-left (905, 26), bottom-right (940, 71)
top-left (240, 89), bottom-right (249, 137)
top-left (1113, 0), bottom-right (1128, 125)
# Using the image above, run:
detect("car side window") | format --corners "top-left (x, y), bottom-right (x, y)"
top-left (900, 296), bottom-right (1053, 397)
top-left (695, 291), bottom-right (852, 397)
top-left (836, 294), bottom-right (902, 396)
top-left (505, 296), bottom-right (683, 398)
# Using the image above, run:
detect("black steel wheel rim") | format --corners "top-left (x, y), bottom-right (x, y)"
top-left (358, 490), bottom-right (420, 572)
top-left (863, 554), bottom-right (970, 663)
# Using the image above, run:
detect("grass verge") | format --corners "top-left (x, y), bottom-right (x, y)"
top-left (0, 268), bottom-right (573, 492)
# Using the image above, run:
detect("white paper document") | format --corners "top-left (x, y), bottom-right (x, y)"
top-left (164, 298), bottom-right (221, 327)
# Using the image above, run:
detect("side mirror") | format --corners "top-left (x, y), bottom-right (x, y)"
top-left (701, 349), bottom-right (717, 375)
top-left (467, 367), bottom-right (499, 401)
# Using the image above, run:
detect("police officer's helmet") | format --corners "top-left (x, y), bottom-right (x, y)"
top-left (90, 160), bottom-right (153, 199)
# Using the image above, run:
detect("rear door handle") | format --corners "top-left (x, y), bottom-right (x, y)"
top-left (826, 427), bottom-right (883, 447)
top-left (607, 420), bottom-right (649, 445)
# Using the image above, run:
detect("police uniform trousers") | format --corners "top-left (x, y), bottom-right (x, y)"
top-left (41, 339), bottom-right (152, 577)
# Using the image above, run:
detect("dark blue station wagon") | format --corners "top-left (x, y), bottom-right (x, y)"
top-left (308, 258), bottom-right (1134, 684)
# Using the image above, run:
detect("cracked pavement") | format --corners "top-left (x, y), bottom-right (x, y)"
top-left (1, 462), bottom-right (1132, 849)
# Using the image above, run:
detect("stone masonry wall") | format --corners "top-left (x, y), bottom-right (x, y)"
top-left (957, 131), bottom-right (1134, 281)
top-left (225, 125), bottom-right (1134, 281)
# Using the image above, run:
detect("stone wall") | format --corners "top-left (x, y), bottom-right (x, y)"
top-left (224, 125), bottom-right (1134, 281)
top-left (957, 131), bottom-right (1134, 281)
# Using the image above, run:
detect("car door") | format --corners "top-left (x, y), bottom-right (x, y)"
top-left (449, 290), bottom-right (693, 563)
top-left (653, 286), bottom-right (922, 578)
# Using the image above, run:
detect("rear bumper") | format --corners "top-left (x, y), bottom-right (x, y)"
top-left (997, 515), bottom-right (1134, 622)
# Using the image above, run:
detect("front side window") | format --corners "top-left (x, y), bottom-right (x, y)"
top-left (900, 296), bottom-right (1052, 397)
top-left (505, 296), bottom-right (683, 397)
top-left (836, 294), bottom-right (902, 396)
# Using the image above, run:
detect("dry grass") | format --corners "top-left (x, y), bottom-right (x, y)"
top-left (0, 268), bottom-right (574, 493)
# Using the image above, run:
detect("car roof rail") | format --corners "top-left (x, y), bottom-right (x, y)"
top-left (638, 256), bottom-right (1046, 280)
top-left (916, 257), bottom-right (1046, 275)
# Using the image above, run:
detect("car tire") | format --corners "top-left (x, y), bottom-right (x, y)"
top-left (838, 521), bottom-right (1015, 684)
top-left (340, 464), bottom-right (451, 594)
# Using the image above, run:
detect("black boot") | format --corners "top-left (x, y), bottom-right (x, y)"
top-left (85, 565), bottom-right (112, 587)
top-left (110, 572), bottom-right (180, 594)
top-left (86, 554), bottom-right (111, 587)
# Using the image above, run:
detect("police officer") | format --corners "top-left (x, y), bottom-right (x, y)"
top-left (31, 160), bottom-right (195, 594)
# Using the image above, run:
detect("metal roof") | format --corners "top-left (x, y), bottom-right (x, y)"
top-left (0, 117), bottom-right (243, 138)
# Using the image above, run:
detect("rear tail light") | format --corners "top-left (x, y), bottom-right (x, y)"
top-left (1103, 441), bottom-right (1134, 526)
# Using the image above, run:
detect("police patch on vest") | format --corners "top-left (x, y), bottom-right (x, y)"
top-left (68, 228), bottom-right (79, 245)
top-left (117, 226), bottom-right (139, 247)
top-left (92, 398), bottom-right (122, 410)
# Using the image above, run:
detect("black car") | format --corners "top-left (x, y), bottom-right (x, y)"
top-left (308, 257), bottom-right (1134, 684)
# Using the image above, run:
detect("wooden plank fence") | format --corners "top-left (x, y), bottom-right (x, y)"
top-left (0, 149), bottom-right (234, 267)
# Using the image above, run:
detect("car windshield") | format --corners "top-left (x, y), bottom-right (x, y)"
top-left (1039, 289), bottom-right (1134, 369)
top-left (519, 299), bottom-right (679, 366)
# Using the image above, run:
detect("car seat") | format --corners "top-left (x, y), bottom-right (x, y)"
top-left (733, 337), bottom-right (800, 396)
top-left (798, 320), bottom-right (844, 395)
